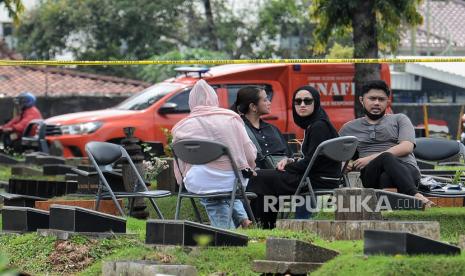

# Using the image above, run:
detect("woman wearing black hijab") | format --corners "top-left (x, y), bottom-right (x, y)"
top-left (246, 85), bottom-right (340, 228)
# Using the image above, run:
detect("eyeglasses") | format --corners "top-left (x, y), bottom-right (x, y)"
top-left (368, 125), bottom-right (376, 140)
top-left (294, 98), bottom-right (314, 106)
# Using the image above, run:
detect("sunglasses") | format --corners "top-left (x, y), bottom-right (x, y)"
top-left (294, 98), bottom-right (314, 106)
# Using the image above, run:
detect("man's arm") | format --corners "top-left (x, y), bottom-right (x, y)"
top-left (353, 140), bottom-right (414, 169)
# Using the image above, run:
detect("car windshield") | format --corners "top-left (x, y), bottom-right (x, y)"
top-left (115, 83), bottom-right (182, 110)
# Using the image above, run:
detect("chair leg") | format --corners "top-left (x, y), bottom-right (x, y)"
top-left (190, 198), bottom-right (203, 223)
top-left (242, 197), bottom-right (256, 224)
top-left (95, 185), bottom-right (102, 212)
top-left (175, 196), bottom-right (183, 220)
top-left (148, 198), bottom-right (164, 219)
top-left (307, 178), bottom-right (317, 210)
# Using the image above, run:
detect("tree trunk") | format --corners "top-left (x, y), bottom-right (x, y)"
top-left (202, 0), bottom-right (219, 50)
top-left (351, 0), bottom-right (381, 118)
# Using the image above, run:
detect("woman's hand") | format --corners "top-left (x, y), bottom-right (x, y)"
top-left (277, 158), bottom-right (293, 171)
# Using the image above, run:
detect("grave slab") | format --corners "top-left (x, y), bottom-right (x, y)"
top-left (10, 165), bottom-right (42, 176)
top-left (146, 220), bottom-right (248, 247)
top-left (364, 230), bottom-right (460, 255)
top-left (43, 164), bottom-right (76, 175)
top-left (49, 204), bottom-right (126, 233)
top-left (102, 261), bottom-right (197, 276)
top-left (266, 238), bottom-right (339, 263)
top-left (0, 153), bottom-right (19, 164)
top-left (1, 206), bottom-right (49, 232)
top-left (252, 260), bottom-right (322, 275)
top-left (0, 191), bottom-right (47, 208)
top-left (35, 155), bottom-right (66, 165)
top-left (277, 220), bottom-right (440, 240)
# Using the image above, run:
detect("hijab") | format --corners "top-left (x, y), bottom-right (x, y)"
top-left (292, 85), bottom-right (338, 136)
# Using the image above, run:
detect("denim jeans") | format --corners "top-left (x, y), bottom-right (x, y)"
top-left (199, 198), bottom-right (249, 229)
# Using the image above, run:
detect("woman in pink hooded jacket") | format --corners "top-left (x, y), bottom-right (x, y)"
top-left (172, 79), bottom-right (257, 229)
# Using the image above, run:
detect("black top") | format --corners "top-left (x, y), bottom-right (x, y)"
top-left (243, 117), bottom-right (291, 166)
top-left (285, 120), bottom-right (340, 179)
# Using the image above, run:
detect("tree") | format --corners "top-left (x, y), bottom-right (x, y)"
top-left (15, 0), bottom-right (188, 79)
top-left (311, 0), bottom-right (422, 117)
top-left (257, 0), bottom-right (315, 58)
top-left (1, 0), bottom-right (24, 23)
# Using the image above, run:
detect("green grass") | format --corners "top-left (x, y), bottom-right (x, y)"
top-left (3, 164), bottom-right (465, 275)
top-left (384, 208), bottom-right (465, 241)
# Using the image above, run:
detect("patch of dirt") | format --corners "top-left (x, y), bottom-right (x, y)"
top-left (48, 240), bottom-right (97, 273)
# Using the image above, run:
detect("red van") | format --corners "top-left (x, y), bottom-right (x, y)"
top-left (44, 63), bottom-right (391, 157)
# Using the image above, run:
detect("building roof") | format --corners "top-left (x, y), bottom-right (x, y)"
top-left (400, 0), bottom-right (465, 52)
top-left (0, 66), bottom-right (151, 97)
top-left (405, 60), bottom-right (465, 89)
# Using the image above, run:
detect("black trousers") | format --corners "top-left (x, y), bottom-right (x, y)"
top-left (246, 169), bottom-right (339, 229)
top-left (360, 152), bottom-right (420, 196)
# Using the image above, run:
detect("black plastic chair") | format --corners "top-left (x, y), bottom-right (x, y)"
top-left (414, 138), bottom-right (465, 170)
top-left (293, 136), bottom-right (359, 209)
top-left (413, 138), bottom-right (465, 198)
top-left (172, 139), bottom-right (257, 225)
top-left (85, 141), bottom-right (171, 218)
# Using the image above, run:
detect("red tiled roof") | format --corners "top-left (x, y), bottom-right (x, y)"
top-left (401, 0), bottom-right (465, 51)
top-left (0, 66), bottom-right (151, 97)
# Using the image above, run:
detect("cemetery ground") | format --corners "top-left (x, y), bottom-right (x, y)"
top-left (1, 166), bottom-right (465, 275)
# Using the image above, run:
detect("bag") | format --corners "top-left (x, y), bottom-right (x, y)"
top-left (262, 154), bottom-right (287, 169)
top-left (244, 123), bottom-right (288, 169)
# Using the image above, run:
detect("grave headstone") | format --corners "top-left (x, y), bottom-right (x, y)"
top-left (10, 164), bottom-right (43, 176)
top-left (65, 173), bottom-right (78, 181)
top-left (24, 152), bottom-right (48, 164)
top-left (364, 230), bottom-right (460, 255)
top-left (0, 192), bottom-right (47, 208)
top-left (49, 204), bottom-right (126, 233)
top-left (102, 261), bottom-right (197, 276)
top-left (8, 178), bottom-right (77, 198)
top-left (2, 206), bottom-right (49, 232)
top-left (253, 238), bottom-right (338, 275)
top-left (266, 238), bottom-right (339, 263)
top-left (0, 180), bottom-right (8, 189)
top-left (43, 164), bottom-right (76, 175)
top-left (36, 155), bottom-right (66, 165)
top-left (0, 153), bottom-right (19, 164)
top-left (145, 220), bottom-right (248, 247)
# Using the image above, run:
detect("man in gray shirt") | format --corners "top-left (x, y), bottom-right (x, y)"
top-left (339, 80), bottom-right (433, 206)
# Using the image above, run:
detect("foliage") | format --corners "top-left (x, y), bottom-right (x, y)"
top-left (138, 48), bottom-right (229, 83)
top-left (311, 0), bottom-right (423, 117)
top-left (161, 128), bottom-right (173, 157)
top-left (1, 0), bottom-right (24, 24)
top-left (256, 0), bottom-right (315, 58)
top-left (141, 143), bottom-right (169, 181)
top-left (15, 0), bottom-right (188, 79)
top-left (326, 42), bottom-right (354, 58)
top-left (311, 0), bottom-right (423, 54)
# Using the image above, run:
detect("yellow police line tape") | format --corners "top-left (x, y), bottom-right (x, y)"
top-left (0, 57), bottom-right (465, 66)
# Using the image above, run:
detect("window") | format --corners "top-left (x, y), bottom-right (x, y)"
top-left (166, 89), bottom-right (191, 113)
top-left (116, 83), bottom-right (182, 110)
top-left (226, 84), bottom-right (274, 107)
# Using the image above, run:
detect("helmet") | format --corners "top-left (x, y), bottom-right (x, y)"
top-left (14, 92), bottom-right (36, 108)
